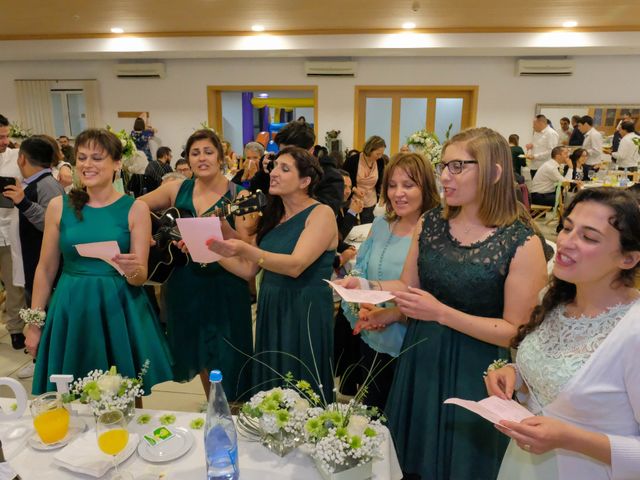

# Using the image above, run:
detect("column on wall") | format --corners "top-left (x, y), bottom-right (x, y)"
top-left (241, 92), bottom-right (254, 147)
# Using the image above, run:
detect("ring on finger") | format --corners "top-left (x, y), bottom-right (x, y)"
top-left (523, 444), bottom-right (531, 452)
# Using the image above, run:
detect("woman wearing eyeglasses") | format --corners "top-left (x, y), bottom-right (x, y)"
top-left (343, 128), bottom-right (548, 479)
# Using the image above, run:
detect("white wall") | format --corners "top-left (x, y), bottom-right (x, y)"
top-left (1, 55), bottom-right (639, 155)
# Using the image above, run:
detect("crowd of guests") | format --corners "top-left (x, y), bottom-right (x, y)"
top-left (0, 111), bottom-right (639, 480)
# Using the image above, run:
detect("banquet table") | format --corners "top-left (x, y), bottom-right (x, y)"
top-left (0, 398), bottom-right (402, 480)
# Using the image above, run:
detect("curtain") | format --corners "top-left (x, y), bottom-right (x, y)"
top-left (82, 80), bottom-right (103, 128)
top-left (15, 80), bottom-right (55, 136)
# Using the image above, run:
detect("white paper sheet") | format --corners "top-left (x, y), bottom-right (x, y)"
top-left (444, 396), bottom-right (533, 425)
top-left (74, 241), bottom-right (123, 275)
top-left (176, 217), bottom-right (223, 264)
top-left (324, 280), bottom-right (395, 304)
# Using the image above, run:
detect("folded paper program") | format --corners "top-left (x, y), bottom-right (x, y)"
top-left (444, 396), bottom-right (533, 425)
top-left (325, 280), bottom-right (395, 304)
top-left (74, 241), bottom-right (123, 275)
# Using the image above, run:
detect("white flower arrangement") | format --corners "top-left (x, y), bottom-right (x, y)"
top-left (9, 122), bottom-right (32, 140)
top-left (406, 129), bottom-right (442, 165)
top-left (18, 307), bottom-right (46, 328)
top-left (66, 361), bottom-right (149, 417)
top-left (238, 385), bottom-right (313, 455)
top-left (304, 401), bottom-right (384, 474)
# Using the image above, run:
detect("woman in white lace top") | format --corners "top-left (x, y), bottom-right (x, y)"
top-left (486, 187), bottom-right (640, 480)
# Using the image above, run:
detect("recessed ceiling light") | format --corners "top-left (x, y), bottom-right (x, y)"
top-left (110, 27), bottom-right (124, 34)
top-left (257, 93), bottom-right (269, 98)
top-left (251, 25), bottom-right (265, 32)
top-left (562, 21), bottom-right (578, 28)
top-left (402, 22), bottom-right (416, 30)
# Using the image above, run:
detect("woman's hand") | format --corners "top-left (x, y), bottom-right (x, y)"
top-left (485, 365), bottom-right (517, 400)
top-left (338, 247), bottom-right (357, 266)
top-left (354, 304), bottom-right (395, 334)
top-left (206, 237), bottom-right (247, 258)
top-left (112, 253), bottom-right (143, 278)
top-left (332, 276), bottom-right (362, 289)
top-left (393, 286), bottom-right (445, 322)
top-left (495, 416), bottom-right (576, 455)
top-left (25, 325), bottom-right (42, 357)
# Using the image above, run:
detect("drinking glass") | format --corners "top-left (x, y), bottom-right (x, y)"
top-left (31, 392), bottom-right (70, 444)
top-left (587, 170), bottom-right (595, 181)
top-left (96, 410), bottom-right (133, 480)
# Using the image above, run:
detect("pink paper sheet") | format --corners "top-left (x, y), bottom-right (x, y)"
top-left (325, 280), bottom-right (395, 304)
top-left (74, 241), bottom-right (123, 275)
top-left (444, 396), bottom-right (533, 425)
top-left (176, 217), bottom-right (223, 264)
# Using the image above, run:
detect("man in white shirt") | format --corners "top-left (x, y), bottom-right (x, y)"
top-left (578, 115), bottom-right (603, 180)
top-left (526, 114), bottom-right (559, 179)
top-left (0, 115), bottom-right (26, 350)
top-left (531, 146), bottom-right (571, 206)
top-left (611, 121), bottom-right (640, 171)
top-left (557, 117), bottom-right (573, 145)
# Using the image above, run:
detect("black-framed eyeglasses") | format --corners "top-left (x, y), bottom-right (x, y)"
top-left (436, 160), bottom-right (479, 175)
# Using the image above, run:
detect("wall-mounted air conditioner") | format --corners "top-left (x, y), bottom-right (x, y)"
top-left (304, 61), bottom-right (357, 77)
top-left (114, 62), bottom-right (166, 79)
top-left (517, 59), bottom-right (574, 76)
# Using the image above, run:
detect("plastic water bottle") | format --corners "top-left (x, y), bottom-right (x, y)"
top-left (205, 370), bottom-right (239, 480)
top-left (620, 168), bottom-right (629, 187)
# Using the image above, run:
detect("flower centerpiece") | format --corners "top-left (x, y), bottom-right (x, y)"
top-left (237, 378), bottom-right (318, 456)
top-left (9, 122), bottom-right (32, 142)
top-left (304, 401), bottom-right (385, 480)
top-left (406, 129), bottom-right (442, 166)
top-left (66, 361), bottom-right (149, 421)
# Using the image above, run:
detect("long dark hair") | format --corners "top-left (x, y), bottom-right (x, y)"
top-left (512, 187), bottom-right (640, 348)
top-left (255, 146), bottom-right (323, 244)
top-left (68, 129), bottom-right (123, 220)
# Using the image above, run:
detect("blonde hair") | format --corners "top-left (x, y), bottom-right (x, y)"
top-left (380, 152), bottom-right (441, 222)
top-left (442, 127), bottom-right (519, 227)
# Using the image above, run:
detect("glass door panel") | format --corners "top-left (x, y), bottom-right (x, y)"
top-left (434, 98), bottom-right (463, 143)
top-left (399, 98), bottom-right (428, 147)
top-left (365, 97), bottom-right (392, 154)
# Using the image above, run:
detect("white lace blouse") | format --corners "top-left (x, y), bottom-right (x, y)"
top-left (517, 302), bottom-right (633, 408)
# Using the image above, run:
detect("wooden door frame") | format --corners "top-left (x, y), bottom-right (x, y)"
top-left (207, 85), bottom-right (319, 141)
top-left (354, 85), bottom-right (479, 152)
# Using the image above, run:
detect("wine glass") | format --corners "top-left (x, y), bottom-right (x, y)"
top-left (96, 410), bottom-right (133, 480)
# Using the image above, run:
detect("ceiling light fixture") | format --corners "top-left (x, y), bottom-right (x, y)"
top-left (402, 22), bottom-right (416, 29)
top-left (562, 21), bottom-right (578, 28)
top-left (110, 27), bottom-right (124, 34)
top-left (251, 25), bottom-right (265, 32)
top-left (258, 93), bottom-right (269, 98)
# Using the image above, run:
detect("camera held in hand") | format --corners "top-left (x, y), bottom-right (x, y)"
top-left (261, 152), bottom-right (276, 173)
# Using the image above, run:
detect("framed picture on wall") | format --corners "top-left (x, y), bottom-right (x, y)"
top-left (593, 108), bottom-right (603, 126)
top-left (605, 108), bottom-right (616, 126)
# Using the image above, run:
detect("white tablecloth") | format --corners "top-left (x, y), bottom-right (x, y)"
top-left (0, 398), bottom-right (402, 479)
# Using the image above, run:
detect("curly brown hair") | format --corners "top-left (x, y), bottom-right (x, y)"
top-left (512, 187), bottom-right (640, 348)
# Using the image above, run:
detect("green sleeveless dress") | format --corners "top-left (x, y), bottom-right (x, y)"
top-left (163, 179), bottom-right (253, 400)
top-left (386, 207), bottom-right (536, 480)
top-left (32, 195), bottom-right (173, 395)
top-left (253, 204), bottom-right (335, 402)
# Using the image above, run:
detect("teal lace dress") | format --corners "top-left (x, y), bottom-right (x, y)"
top-left (386, 207), bottom-right (536, 480)
top-left (33, 195), bottom-right (173, 395)
top-left (253, 204), bottom-right (336, 402)
top-left (163, 179), bottom-right (253, 400)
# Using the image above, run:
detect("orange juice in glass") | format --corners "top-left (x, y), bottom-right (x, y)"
top-left (31, 393), bottom-right (70, 444)
top-left (96, 410), bottom-right (133, 480)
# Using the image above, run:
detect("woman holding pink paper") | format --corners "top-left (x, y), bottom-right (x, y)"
top-left (27, 128), bottom-right (173, 395)
top-left (140, 129), bottom-right (254, 400)
top-left (486, 188), bottom-right (640, 480)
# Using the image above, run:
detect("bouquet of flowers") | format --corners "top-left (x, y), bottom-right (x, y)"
top-left (66, 361), bottom-right (149, 419)
top-left (9, 122), bottom-right (32, 140)
top-left (305, 401), bottom-right (384, 476)
top-left (633, 136), bottom-right (640, 153)
top-left (406, 129), bottom-right (442, 165)
top-left (238, 384), bottom-right (314, 456)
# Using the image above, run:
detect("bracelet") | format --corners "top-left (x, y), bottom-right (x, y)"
top-left (483, 358), bottom-right (508, 377)
top-left (19, 307), bottom-right (46, 328)
top-left (123, 269), bottom-right (140, 280)
top-left (506, 363), bottom-right (524, 391)
top-left (257, 252), bottom-right (265, 267)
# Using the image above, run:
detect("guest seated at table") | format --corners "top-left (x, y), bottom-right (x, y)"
top-left (335, 152), bottom-right (440, 412)
top-left (531, 146), bottom-right (572, 207)
top-left (487, 187), bottom-right (640, 480)
top-left (564, 148), bottom-right (587, 181)
top-left (174, 158), bottom-right (193, 179)
top-left (207, 147), bottom-right (338, 402)
top-left (339, 127), bottom-right (547, 480)
top-left (335, 170), bottom-right (363, 267)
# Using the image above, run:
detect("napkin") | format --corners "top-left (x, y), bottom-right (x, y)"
top-left (53, 431), bottom-right (138, 478)
top-left (0, 464), bottom-right (18, 480)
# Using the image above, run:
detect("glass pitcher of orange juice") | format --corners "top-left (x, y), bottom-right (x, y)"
top-left (31, 392), bottom-right (70, 444)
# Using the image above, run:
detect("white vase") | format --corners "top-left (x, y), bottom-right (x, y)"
top-left (314, 459), bottom-right (373, 480)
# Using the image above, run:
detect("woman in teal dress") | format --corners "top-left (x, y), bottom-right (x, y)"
top-left (336, 152), bottom-right (440, 411)
top-left (141, 129), bottom-right (253, 400)
top-left (26, 128), bottom-right (173, 395)
top-left (346, 128), bottom-right (548, 479)
top-left (207, 147), bottom-right (338, 402)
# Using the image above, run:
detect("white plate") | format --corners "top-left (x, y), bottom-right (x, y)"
top-left (29, 416), bottom-right (87, 451)
top-left (517, 154), bottom-right (526, 158)
top-left (137, 427), bottom-right (194, 463)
